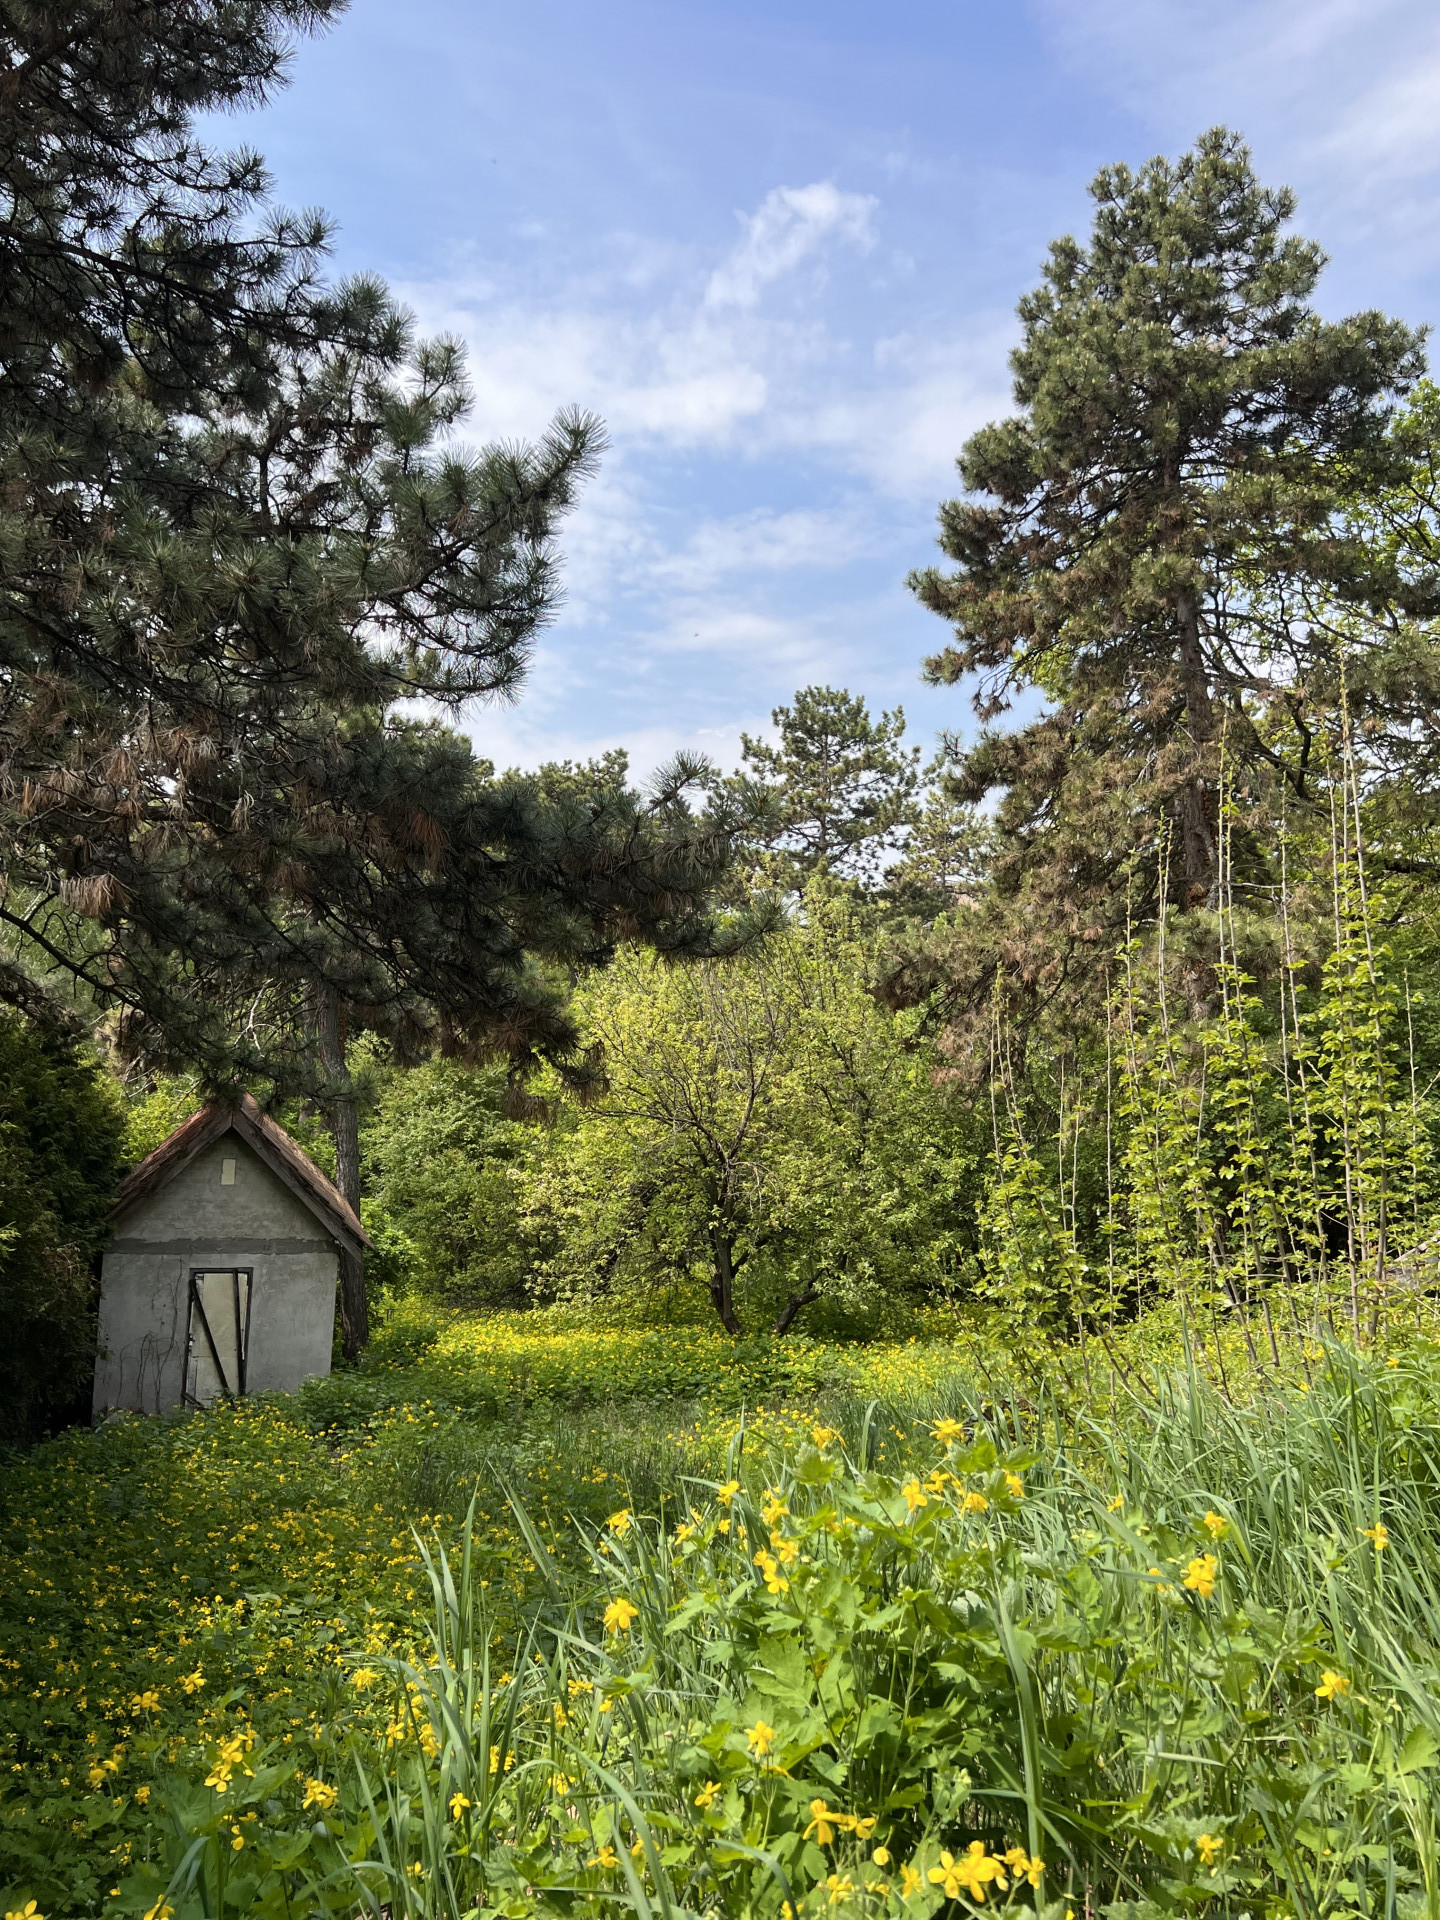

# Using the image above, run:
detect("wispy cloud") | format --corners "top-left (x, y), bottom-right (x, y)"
top-left (1032, 0), bottom-right (1440, 269)
top-left (406, 178), bottom-right (1004, 497)
top-left (705, 182), bottom-right (878, 309)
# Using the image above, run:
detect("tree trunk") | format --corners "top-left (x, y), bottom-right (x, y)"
top-left (773, 1285), bottom-right (820, 1336)
top-left (708, 1223), bottom-right (745, 1337)
top-left (1174, 589), bottom-right (1217, 909)
top-left (316, 986), bottom-right (367, 1359)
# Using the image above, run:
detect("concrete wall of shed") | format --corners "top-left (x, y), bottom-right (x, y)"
top-left (94, 1134), bottom-right (338, 1416)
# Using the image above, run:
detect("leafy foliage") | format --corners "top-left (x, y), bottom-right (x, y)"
top-left (517, 886), bottom-right (985, 1335)
top-left (8, 1315), bottom-right (1440, 1918)
top-left (360, 1059), bottom-right (529, 1305)
top-left (0, 1015), bottom-right (126, 1445)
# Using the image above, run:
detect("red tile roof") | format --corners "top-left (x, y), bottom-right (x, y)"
top-left (111, 1092), bottom-right (372, 1252)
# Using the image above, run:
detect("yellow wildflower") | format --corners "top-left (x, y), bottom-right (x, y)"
top-left (591, 1844), bottom-right (619, 1870)
top-left (746, 1717), bottom-right (776, 1757)
top-left (1106, 1493), bottom-right (1125, 1512)
top-left (773, 1532), bottom-right (800, 1566)
top-left (130, 1690), bottom-right (161, 1714)
top-left (717, 1479), bottom-right (740, 1506)
top-left (1363, 1522), bottom-right (1390, 1551)
top-left (1004, 1471), bottom-right (1025, 1500)
top-left (812, 1426), bottom-right (839, 1449)
top-left (569, 1676), bottom-right (594, 1697)
top-left (603, 1596), bottom-right (639, 1634)
top-left (754, 1549), bottom-right (789, 1595)
top-left (1196, 1834), bottom-right (1222, 1867)
top-left (350, 1667), bottom-right (379, 1691)
top-left (180, 1669), bottom-right (205, 1694)
top-left (873, 1847), bottom-right (892, 1866)
top-left (961, 1489), bottom-right (989, 1515)
top-left (804, 1799), bottom-right (847, 1844)
top-left (608, 1508), bottom-right (633, 1538)
top-left (761, 1489), bottom-right (789, 1527)
top-left (673, 1521), bottom-right (695, 1544)
top-left (694, 1780), bottom-right (723, 1810)
top-left (826, 1874), bottom-right (855, 1906)
top-left (1183, 1553), bottom-right (1219, 1599)
top-left (1315, 1669), bottom-right (1351, 1700)
top-left (900, 1863), bottom-right (924, 1898)
top-left (1003, 1847), bottom-right (1045, 1887)
top-left (302, 1779), bottom-right (338, 1811)
top-left (901, 1478), bottom-right (929, 1514)
top-left (134, 1786), bottom-right (150, 1806)
top-left (142, 1904), bottom-right (173, 1920)
top-left (931, 1842), bottom-right (1008, 1902)
top-left (449, 1791), bottom-right (471, 1818)
top-left (7, 1904), bottom-right (43, 1920)
top-left (934, 1417), bottom-right (964, 1446)
top-left (1202, 1511), bottom-right (1229, 1540)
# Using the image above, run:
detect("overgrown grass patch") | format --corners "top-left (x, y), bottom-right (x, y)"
top-left (6, 1308), bottom-right (1440, 1917)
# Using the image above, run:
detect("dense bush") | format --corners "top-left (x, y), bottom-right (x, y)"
top-left (360, 1058), bottom-right (530, 1304)
top-left (0, 1015), bottom-right (127, 1446)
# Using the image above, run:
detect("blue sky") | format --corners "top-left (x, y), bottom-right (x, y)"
top-left (238, 0), bottom-right (1440, 778)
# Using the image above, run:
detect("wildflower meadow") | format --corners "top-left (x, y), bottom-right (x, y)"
top-left (7, 1307), bottom-right (1440, 1919)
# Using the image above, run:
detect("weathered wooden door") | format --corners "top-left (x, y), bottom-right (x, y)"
top-left (185, 1269), bottom-right (252, 1404)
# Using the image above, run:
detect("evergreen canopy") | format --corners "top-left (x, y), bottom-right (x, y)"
top-left (910, 129), bottom-right (1426, 1029)
top-left (0, 0), bottom-right (741, 1093)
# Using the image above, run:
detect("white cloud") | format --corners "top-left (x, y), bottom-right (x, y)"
top-left (404, 181), bottom-right (1006, 501)
top-left (1323, 33), bottom-right (1440, 188)
top-left (647, 504), bottom-right (888, 589)
top-left (1032, 0), bottom-right (1440, 263)
top-left (705, 182), bottom-right (878, 309)
top-left (395, 178), bottom-right (1008, 782)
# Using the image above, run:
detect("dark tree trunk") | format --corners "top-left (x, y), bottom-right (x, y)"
top-left (316, 987), bottom-right (367, 1359)
top-left (708, 1223), bottom-right (745, 1337)
top-left (1174, 589), bottom-right (1217, 909)
top-left (773, 1285), bottom-right (820, 1336)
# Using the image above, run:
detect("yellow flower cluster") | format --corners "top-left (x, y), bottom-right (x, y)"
top-left (927, 1841), bottom-right (1043, 1903)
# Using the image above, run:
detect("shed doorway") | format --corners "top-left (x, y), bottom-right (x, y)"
top-left (185, 1269), bottom-right (252, 1405)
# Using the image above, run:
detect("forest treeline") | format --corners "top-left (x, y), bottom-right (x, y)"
top-left (5, 2), bottom-right (1440, 1442)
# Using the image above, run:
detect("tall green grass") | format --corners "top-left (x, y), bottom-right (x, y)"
top-left (122, 1335), bottom-right (1440, 1920)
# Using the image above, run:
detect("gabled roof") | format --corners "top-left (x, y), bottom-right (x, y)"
top-left (111, 1092), bottom-right (372, 1254)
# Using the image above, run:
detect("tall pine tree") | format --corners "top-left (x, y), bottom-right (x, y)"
top-left (734, 685), bottom-right (921, 890)
top-left (908, 128), bottom-right (1426, 1039)
top-left (1, 1), bottom-right (748, 1351)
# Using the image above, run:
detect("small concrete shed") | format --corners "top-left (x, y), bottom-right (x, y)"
top-left (93, 1094), bottom-right (371, 1418)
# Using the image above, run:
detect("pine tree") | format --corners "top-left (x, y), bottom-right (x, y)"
top-left (734, 685), bottom-right (922, 889)
top-left (0, 1), bottom-right (749, 1351)
top-left (908, 128), bottom-right (1425, 1037)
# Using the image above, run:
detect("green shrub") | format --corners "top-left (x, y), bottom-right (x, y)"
top-left (361, 1059), bottom-right (530, 1304)
top-left (0, 1015), bottom-right (126, 1446)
